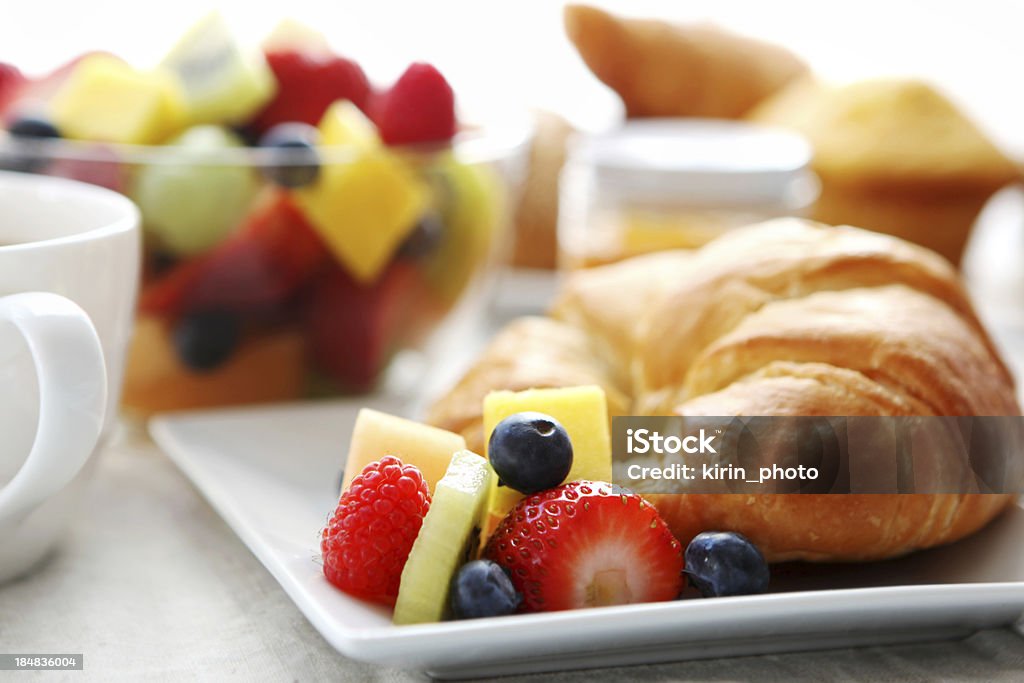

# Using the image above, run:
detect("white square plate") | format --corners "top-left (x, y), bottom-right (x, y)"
top-left (151, 400), bottom-right (1024, 679)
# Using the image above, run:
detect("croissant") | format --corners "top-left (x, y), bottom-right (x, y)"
top-left (427, 219), bottom-right (1020, 562)
top-left (564, 4), bottom-right (808, 119)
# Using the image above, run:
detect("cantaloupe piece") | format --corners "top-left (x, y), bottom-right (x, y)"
top-left (121, 316), bottom-right (305, 415)
top-left (482, 385), bottom-right (612, 537)
top-left (342, 409), bottom-right (468, 494)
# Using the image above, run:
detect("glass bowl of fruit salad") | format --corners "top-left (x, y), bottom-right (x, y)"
top-left (0, 16), bottom-right (530, 413)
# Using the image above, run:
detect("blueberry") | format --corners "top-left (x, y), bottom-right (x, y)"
top-left (1, 116), bottom-right (61, 173)
top-left (230, 125), bottom-right (262, 147)
top-left (396, 214), bottom-right (444, 261)
top-left (488, 412), bottom-right (573, 494)
top-left (450, 560), bottom-right (521, 619)
top-left (258, 122), bottom-right (320, 188)
top-left (8, 115), bottom-right (61, 139)
top-left (172, 311), bottom-right (240, 372)
top-left (148, 250), bottom-right (179, 277)
top-left (684, 531), bottom-right (769, 598)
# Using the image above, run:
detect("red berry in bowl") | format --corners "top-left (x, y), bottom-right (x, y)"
top-left (139, 191), bottom-right (329, 317)
top-left (46, 145), bottom-right (126, 193)
top-left (303, 262), bottom-right (421, 392)
top-left (0, 62), bottom-right (26, 113)
top-left (251, 50), bottom-right (371, 133)
top-left (321, 455), bottom-right (431, 606)
top-left (483, 481), bottom-right (683, 612)
top-left (372, 62), bottom-right (456, 146)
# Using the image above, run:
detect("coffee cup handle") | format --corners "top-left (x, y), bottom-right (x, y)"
top-left (0, 292), bottom-right (107, 520)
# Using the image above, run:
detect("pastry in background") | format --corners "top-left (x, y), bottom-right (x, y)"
top-left (511, 111), bottom-right (573, 269)
top-left (564, 4), bottom-right (808, 119)
top-left (428, 218), bottom-right (1020, 562)
top-left (749, 78), bottom-right (1021, 265)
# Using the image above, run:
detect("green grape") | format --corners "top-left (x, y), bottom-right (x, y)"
top-left (133, 125), bottom-right (260, 256)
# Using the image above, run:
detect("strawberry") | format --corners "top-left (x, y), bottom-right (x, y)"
top-left (139, 191), bottom-right (329, 317)
top-left (250, 50), bottom-right (371, 134)
top-left (322, 455), bottom-right (431, 606)
top-left (371, 62), bottom-right (456, 146)
top-left (483, 481), bottom-right (684, 612)
top-left (304, 261), bottom-right (420, 392)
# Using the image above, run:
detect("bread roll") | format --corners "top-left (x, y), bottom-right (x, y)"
top-left (748, 79), bottom-right (1021, 265)
top-left (427, 218), bottom-right (1020, 562)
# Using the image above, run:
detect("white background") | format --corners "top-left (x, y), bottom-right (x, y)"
top-left (3, 0), bottom-right (1024, 154)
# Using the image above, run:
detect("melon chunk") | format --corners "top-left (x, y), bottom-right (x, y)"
top-left (482, 385), bottom-right (612, 536)
top-left (394, 450), bottom-right (491, 625)
top-left (342, 409), bottom-right (467, 493)
top-left (121, 316), bottom-right (304, 415)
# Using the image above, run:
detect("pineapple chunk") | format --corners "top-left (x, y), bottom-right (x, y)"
top-left (294, 103), bottom-right (428, 283)
top-left (160, 11), bottom-right (276, 126)
top-left (394, 450), bottom-right (492, 625)
top-left (482, 386), bottom-right (612, 535)
top-left (51, 54), bottom-right (185, 144)
top-left (317, 100), bottom-right (378, 150)
top-left (342, 409), bottom-right (467, 493)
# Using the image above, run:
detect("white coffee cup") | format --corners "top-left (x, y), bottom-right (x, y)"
top-left (0, 171), bottom-right (139, 583)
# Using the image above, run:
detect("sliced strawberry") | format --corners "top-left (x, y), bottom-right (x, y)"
top-left (304, 261), bottom-right (420, 392)
top-left (371, 62), bottom-right (456, 146)
top-left (250, 50), bottom-right (371, 134)
top-left (483, 481), bottom-right (684, 612)
top-left (139, 191), bottom-right (329, 317)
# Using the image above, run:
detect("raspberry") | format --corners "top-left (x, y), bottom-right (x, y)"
top-left (371, 62), bottom-right (456, 146)
top-left (321, 455), bottom-right (431, 606)
top-left (251, 50), bottom-right (371, 134)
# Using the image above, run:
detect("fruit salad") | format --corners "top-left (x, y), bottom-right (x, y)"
top-left (321, 386), bottom-right (771, 624)
top-left (0, 14), bottom-right (524, 412)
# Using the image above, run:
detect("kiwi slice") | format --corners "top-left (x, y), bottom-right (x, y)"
top-left (393, 450), bottom-right (492, 625)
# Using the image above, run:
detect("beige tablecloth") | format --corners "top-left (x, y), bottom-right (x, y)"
top-left (0, 429), bottom-right (1023, 682)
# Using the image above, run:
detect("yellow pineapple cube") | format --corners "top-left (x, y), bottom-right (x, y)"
top-left (342, 409), bottom-right (468, 494)
top-left (318, 100), bottom-right (378, 150)
top-left (51, 55), bottom-right (185, 144)
top-left (294, 103), bottom-right (428, 284)
top-left (482, 385), bottom-right (612, 535)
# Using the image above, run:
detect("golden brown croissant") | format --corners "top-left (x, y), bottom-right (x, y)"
top-left (564, 4), bottom-right (808, 119)
top-left (427, 218), bottom-right (1020, 562)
